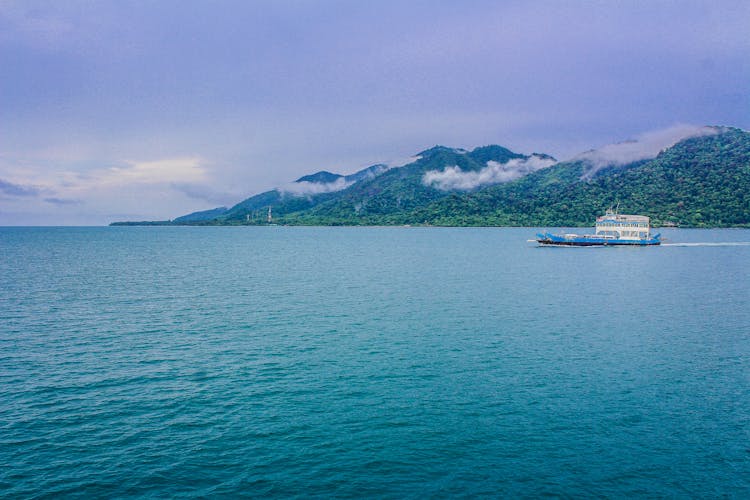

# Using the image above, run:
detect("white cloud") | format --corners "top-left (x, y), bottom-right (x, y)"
top-left (422, 155), bottom-right (557, 191)
top-left (0, 155), bottom-right (212, 224)
top-left (278, 177), bottom-right (354, 196)
top-left (576, 124), bottom-right (720, 178)
top-left (98, 157), bottom-right (207, 186)
top-left (1, 156), bottom-right (207, 194)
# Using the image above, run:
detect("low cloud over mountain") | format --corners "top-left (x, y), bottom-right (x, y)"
top-left (422, 154), bottom-right (557, 191)
top-left (576, 125), bottom-right (720, 178)
top-left (279, 177), bottom-right (355, 196)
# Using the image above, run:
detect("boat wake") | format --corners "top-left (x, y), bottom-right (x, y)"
top-left (661, 242), bottom-right (750, 247)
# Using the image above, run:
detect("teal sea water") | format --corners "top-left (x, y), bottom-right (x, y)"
top-left (2, 226), bottom-right (749, 497)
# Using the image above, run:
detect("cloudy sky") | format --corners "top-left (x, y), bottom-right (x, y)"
top-left (1, 0), bottom-right (748, 225)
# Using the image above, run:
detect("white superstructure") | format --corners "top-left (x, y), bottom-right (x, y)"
top-left (595, 210), bottom-right (652, 241)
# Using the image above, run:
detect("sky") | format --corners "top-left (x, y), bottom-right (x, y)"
top-left (1, 0), bottom-right (749, 225)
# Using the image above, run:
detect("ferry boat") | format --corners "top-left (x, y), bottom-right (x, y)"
top-left (536, 210), bottom-right (661, 246)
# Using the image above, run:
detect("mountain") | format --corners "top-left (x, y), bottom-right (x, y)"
top-left (110, 126), bottom-right (750, 227)
top-left (167, 146), bottom-right (540, 225)
top-left (295, 165), bottom-right (387, 184)
top-left (402, 126), bottom-right (750, 227)
top-left (290, 145), bottom-right (554, 224)
top-left (344, 164), bottom-right (389, 183)
top-left (280, 127), bottom-right (749, 227)
top-left (173, 206), bottom-right (228, 223)
top-left (295, 171), bottom-right (342, 184)
top-left (204, 163), bottom-right (391, 223)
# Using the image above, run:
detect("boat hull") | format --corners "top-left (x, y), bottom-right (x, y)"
top-left (536, 233), bottom-right (661, 246)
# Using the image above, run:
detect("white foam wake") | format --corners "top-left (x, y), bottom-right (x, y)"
top-left (661, 242), bottom-right (750, 247)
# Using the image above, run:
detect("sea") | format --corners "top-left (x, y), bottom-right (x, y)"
top-left (1, 226), bottom-right (749, 498)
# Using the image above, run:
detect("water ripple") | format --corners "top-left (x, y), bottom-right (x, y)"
top-left (1, 227), bottom-right (749, 497)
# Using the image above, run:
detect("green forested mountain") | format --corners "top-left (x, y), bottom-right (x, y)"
top-left (157, 145), bottom-right (543, 225)
top-left (220, 163), bottom-right (390, 223)
top-left (281, 128), bottom-right (750, 227)
top-left (297, 145), bottom-right (536, 221)
top-left (406, 127), bottom-right (750, 227)
top-left (111, 126), bottom-right (750, 227)
top-left (171, 164), bottom-right (390, 224)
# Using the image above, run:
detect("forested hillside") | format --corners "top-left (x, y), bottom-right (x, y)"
top-left (112, 127), bottom-right (750, 228)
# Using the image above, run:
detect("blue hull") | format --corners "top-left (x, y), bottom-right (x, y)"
top-left (536, 232), bottom-right (661, 246)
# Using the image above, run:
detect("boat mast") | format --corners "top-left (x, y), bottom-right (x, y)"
top-left (267, 206), bottom-right (272, 224)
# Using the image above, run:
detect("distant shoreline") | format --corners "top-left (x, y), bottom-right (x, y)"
top-left (107, 221), bottom-right (750, 229)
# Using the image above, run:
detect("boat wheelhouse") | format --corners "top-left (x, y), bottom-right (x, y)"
top-left (536, 210), bottom-right (661, 246)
